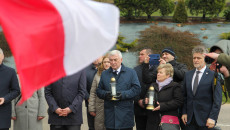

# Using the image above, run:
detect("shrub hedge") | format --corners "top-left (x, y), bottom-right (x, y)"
top-left (130, 25), bottom-right (202, 69)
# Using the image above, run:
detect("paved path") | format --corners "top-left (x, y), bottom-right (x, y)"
top-left (10, 103), bottom-right (230, 130)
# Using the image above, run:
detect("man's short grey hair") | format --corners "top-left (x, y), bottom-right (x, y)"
top-left (143, 48), bottom-right (153, 55)
top-left (0, 48), bottom-right (3, 55)
top-left (192, 45), bottom-right (208, 55)
top-left (109, 50), bottom-right (122, 59)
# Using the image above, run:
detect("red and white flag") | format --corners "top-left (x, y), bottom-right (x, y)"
top-left (0, 0), bottom-right (119, 103)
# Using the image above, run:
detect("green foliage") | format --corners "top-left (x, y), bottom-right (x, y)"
top-left (222, 92), bottom-right (230, 104)
top-left (220, 32), bottom-right (230, 40)
top-left (115, 0), bottom-right (175, 19)
top-left (173, 0), bottom-right (188, 23)
top-left (159, 0), bottom-right (175, 16)
top-left (224, 6), bottom-right (230, 21)
top-left (130, 25), bottom-right (202, 69)
top-left (114, 0), bottom-right (143, 19)
top-left (116, 44), bottom-right (127, 52)
top-left (116, 35), bottom-right (138, 52)
top-left (139, 0), bottom-right (160, 19)
top-left (0, 32), bottom-right (12, 57)
top-left (141, 0), bottom-right (175, 19)
top-left (186, 0), bottom-right (226, 20)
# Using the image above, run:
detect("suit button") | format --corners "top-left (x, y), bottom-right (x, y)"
top-left (25, 106), bottom-right (27, 108)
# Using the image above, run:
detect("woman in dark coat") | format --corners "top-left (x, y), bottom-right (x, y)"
top-left (145, 64), bottom-right (184, 130)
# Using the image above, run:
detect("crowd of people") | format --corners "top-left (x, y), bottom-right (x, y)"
top-left (0, 40), bottom-right (230, 130)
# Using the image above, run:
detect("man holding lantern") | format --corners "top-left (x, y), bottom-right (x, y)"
top-left (96, 50), bottom-right (141, 130)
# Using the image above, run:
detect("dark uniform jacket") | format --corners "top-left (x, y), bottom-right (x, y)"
top-left (45, 70), bottom-right (86, 125)
top-left (0, 64), bottom-right (20, 129)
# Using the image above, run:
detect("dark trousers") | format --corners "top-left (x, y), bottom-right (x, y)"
top-left (86, 107), bottom-right (95, 130)
top-left (135, 115), bottom-right (147, 130)
top-left (50, 125), bottom-right (81, 130)
top-left (106, 128), bottom-right (132, 130)
top-left (185, 116), bottom-right (215, 130)
top-left (146, 111), bottom-right (160, 130)
top-left (178, 107), bottom-right (186, 130)
top-left (0, 129), bottom-right (9, 130)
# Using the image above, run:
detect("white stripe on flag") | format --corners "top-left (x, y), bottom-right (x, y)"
top-left (49, 0), bottom-right (120, 75)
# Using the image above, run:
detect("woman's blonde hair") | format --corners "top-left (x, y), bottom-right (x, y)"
top-left (97, 54), bottom-right (109, 76)
top-left (157, 64), bottom-right (174, 77)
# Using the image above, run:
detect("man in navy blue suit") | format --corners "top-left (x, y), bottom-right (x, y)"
top-left (182, 46), bottom-right (222, 130)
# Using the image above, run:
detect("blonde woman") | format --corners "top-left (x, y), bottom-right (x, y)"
top-left (145, 64), bottom-right (183, 130)
top-left (88, 55), bottom-right (110, 130)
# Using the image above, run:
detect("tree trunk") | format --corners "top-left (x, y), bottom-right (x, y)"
top-left (147, 14), bottom-right (151, 20)
top-left (127, 10), bottom-right (132, 20)
top-left (202, 13), bottom-right (206, 20)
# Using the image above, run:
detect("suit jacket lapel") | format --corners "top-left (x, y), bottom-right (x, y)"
top-left (188, 69), bottom-right (196, 95)
top-left (196, 68), bottom-right (210, 94)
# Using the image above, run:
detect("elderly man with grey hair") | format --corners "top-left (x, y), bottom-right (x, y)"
top-left (96, 50), bottom-right (141, 130)
top-left (0, 48), bottom-right (20, 130)
top-left (182, 46), bottom-right (222, 130)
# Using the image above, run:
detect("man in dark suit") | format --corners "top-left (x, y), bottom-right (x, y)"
top-left (182, 46), bottom-right (222, 130)
top-left (45, 70), bottom-right (86, 130)
top-left (0, 48), bottom-right (20, 130)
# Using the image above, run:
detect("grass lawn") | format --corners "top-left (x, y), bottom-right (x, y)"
top-left (222, 92), bottom-right (230, 104)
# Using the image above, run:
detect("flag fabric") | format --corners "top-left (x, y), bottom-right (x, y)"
top-left (0, 0), bottom-right (119, 103)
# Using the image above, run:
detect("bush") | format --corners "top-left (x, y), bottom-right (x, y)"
top-left (224, 7), bottom-right (230, 21)
top-left (159, 0), bottom-right (175, 16)
top-left (116, 35), bottom-right (138, 52)
top-left (220, 32), bottom-right (230, 40)
top-left (173, 0), bottom-right (188, 23)
top-left (130, 25), bottom-right (202, 69)
top-left (0, 32), bottom-right (12, 57)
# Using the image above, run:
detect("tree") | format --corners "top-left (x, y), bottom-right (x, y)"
top-left (114, 0), bottom-right (143, 19)
top-left (224, 6), bottom-right (230, 21)
top-left (115, 0), bottom-right (175, 20)
top-left (159, 0), bottom-right (175, 16)
top-left (140, 0), bottom-right (174, 19)
top-left (140, 0), bottom-right (160, 19)
top-left (173, 0), bottom-right (188, 23)
top-left (186, 0), bottom-right (225, 20)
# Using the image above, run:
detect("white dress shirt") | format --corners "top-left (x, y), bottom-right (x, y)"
top-left (113, 65), bottom-right (122, 75)
top-left (192, 66), bottom-right (206, 91)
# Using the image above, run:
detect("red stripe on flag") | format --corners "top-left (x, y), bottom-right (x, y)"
top-left (0, 0), bottom-right (66, 103)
